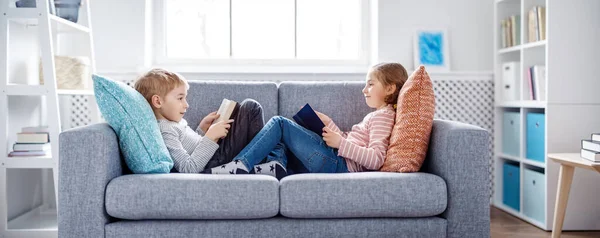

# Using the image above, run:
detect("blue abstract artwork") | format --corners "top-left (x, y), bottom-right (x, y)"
top-left (418, 32), bottom-right (445, 65)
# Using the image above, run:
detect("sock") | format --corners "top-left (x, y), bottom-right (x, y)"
top-left (211, 160), bottom-right (249, 174)
top-left (251, 161), bottom-right (287, 180)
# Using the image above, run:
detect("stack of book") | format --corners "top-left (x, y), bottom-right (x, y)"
top-left (581, 133), bottom-right (600, 163)
top-left (8, 126), bottom-right (51, 157)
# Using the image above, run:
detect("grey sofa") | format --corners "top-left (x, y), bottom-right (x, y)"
top-left (59, 81), bottom-right (491, 238)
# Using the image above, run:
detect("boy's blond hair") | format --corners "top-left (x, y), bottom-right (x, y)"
top-left (134, 68), bottom-right (189, 108)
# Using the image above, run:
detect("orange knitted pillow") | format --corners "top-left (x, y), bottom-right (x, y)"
top-left (380, 66), bottom-right (435, 172)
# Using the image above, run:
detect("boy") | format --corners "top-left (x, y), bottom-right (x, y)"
top-left (134, 68), bottom-right (265, 174)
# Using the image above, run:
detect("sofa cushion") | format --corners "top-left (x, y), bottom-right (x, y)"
top-left (278, 82), bottom-right (372, 131)
top-left (279, 172), bottom-right (447, 218)
top-left (105, 174), bottom-right (279, 220)
top-left (381, 66), bottom-right (435, 172)
top-left (184, 81), bottom-right (278, 130)
top-left (93, 74), bottom-right (173, 174)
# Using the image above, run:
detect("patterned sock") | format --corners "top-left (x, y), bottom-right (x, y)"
top-left (211, 160), bottom-right (249, 174)
top-left (251, 161), bottom-right (287, 180)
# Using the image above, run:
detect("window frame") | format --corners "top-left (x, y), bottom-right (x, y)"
top-left (151, 0), bottom-right (371, 73)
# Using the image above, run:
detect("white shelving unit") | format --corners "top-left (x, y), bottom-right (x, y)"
top-left (0, 0), bottom-right (96, 237)
top-left (493, 0), bottom-right (600, 231)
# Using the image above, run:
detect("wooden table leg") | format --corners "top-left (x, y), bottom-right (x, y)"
top-left (552, 164), bottom-right (575, 238)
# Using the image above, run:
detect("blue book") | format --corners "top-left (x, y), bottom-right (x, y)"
top-left (293, 103), bottom-right (326, 135)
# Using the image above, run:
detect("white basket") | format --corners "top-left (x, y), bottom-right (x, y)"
top-left (40, 55), bottom-right (91, 90)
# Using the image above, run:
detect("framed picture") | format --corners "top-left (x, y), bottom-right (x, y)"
top-left (414, 29), bottom-right (450, 72)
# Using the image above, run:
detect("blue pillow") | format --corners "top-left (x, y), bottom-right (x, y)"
top-left (93, 74), bottom-right (173, 173)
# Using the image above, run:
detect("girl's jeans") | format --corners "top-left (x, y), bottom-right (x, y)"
top-left (234, 116), bottom-right (348, 173)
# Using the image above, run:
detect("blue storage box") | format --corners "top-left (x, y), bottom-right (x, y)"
top-left (502, 112), bottom-right (520, 156)
top-left (526, 113), bottom-right (545, 162)
top-left (502, 163), bottom-right (520, 211)
top-left (523, 168), bottom-right (545, 223)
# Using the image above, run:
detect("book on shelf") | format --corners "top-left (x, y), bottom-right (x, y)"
top-left (528, 6), bottom-right (546, 42)
top-left (526, 65), bottom-right (545, 101)
top-left (16, 132), bottom-right (49, 143)
top-left (592, 133), bottom-right (600, 142)
top-left (21, 126), bottom-right (49, 133)
top-left (293, 103), bottom-right (326, 136)
top-left (213, 98), bottom-right (238, 125)
top-left (500, 15), bottom-right (520, 48)
top-left (8, 150), bottom-right (50, 157)
top-left (13, 143), bottom-right (51, 152)
top-left (580, 149), bottom-right (600, 163)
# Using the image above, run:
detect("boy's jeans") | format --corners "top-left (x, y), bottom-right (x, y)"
top-left (234, 116), bottom-right (348, 173)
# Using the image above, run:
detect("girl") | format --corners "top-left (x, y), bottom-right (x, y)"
top-left (211, 63), bottom-right (408, 178)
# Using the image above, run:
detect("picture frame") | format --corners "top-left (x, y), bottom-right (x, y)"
top-left (413, 29), bottom-right (450, 72)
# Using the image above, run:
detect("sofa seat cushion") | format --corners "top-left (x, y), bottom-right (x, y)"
top-left (105, 174), bottom-right (279, 220)
top-left (280, 172), bottom-right (447, 218)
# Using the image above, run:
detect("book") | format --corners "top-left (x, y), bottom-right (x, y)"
top-left (293, 103), bottom-right (326, 135)
top-left (535, 65), bottom-right (546, 101)
top-left (213, 98), bottom-right (238, 125)
top-left (537, 6), bottom-right (546, 40)
top-left (580, 149), bottom-right (600, 163)
top-left (511, 15), bottom-right (520, 46)
top-left (582, 140), bottom-right (600, 153)
top-left (591, 133), bottom-right (600, 142)
top-left (16, 133), bottom-right (49, 143)
top-left (8, 150), bottom-right (49, 157)
top-left (528, 8), bottom-right (537, 42)
top-left (13, 143), bottom-right (51, 152)
top-left (21, 126), bottom-right (49, 133)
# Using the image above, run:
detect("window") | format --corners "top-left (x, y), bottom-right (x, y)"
top-left (154, 0), bottom-right (369, 69)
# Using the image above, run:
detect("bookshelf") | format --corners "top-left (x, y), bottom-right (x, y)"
top-left (493, 0), bottom-right (600, 231)
top-left (1, 1), bottom-right (97, 237)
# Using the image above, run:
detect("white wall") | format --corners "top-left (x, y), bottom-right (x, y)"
top-left (90, 0), bottom-right (494, 74)
top-left (376, 0), bottom-right (493, 71)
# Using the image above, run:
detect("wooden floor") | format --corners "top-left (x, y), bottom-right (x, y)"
top-left (491, 207), bottom-right (600, 237)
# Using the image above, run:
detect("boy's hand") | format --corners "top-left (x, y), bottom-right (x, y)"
top-left (205, 119), bottom-right (234, 142)
top-left (322, 127), bottom-right (342, 148)
top-left (199, 111), bottom-right (220, 133)
top-left (314, 110), bottom-right (331, 125)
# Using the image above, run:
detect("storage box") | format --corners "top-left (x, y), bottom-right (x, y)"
top-left (523, 167), bottom-right (545, 223)
top-left (502, 62), bottom-right (520, 101)
top-left (526, 112), bottom-right (545, 162)
top-left (39, 56), bottom-right (91, 90)
top-left (503, 162), bottom-right (520, 211)
top-left (502, 112), bottom-right (520, 157)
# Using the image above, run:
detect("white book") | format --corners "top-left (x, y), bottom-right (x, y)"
top-left (213, 99), bottom-right (238, 125)
top-left (535, 65), bottom-right (546, 101)
top-left (592, 133), bottom-right (600, 142)
top-left (21, 126), bottom-right (49, 133)
top-left (16, 133), bottom-right (49, 143)
top-left (13, 143), bottom-right (51, 152)
top-left (8, 150), bottom-right (49, 157)
top-left (580, 149), bottom-right (600, 162)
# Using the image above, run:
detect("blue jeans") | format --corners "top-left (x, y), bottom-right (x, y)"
top-left (234, 116), bottom-right (348, 173)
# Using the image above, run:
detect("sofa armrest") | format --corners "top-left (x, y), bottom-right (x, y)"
top-left (422, 119), bottom-right (491, 238)
top-left (59, 123), bottom-right (124, 238)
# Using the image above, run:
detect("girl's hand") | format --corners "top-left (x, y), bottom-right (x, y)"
top-left (205, 119), bottom-right (234, 142)
top-left (322, 127), bottom-right (342, 148)
top-left (314, 110), bottom-right (331, 125)
top-left (199, 111), bottom-right (219, 133)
